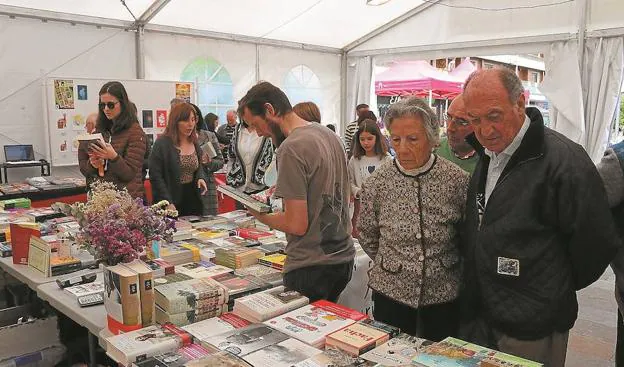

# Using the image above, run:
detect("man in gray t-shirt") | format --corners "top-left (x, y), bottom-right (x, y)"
top-left (239, 82), bottom-right (355, 302)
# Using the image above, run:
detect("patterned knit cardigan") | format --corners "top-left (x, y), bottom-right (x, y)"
top-left (358, 155), bottom-right (469, 309)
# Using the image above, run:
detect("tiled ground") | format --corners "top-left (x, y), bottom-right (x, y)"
top-left (567, 268), bottom-right (617, 366)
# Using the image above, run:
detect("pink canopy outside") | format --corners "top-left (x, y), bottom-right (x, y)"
top-left (449, 58), bottom-right (477, 81)
top-left (375, 60), bottom-right (464, 99)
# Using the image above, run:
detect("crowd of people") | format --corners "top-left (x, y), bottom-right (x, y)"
top-left (78, 67), bottom-right (624, 366)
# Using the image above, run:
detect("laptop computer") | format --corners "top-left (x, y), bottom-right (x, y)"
top-left (4, 145), bottom-right (38, 164)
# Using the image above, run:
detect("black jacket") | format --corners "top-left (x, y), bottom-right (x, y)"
top-left (148, 136), bottom-right (207, 206)
top-left (461, 107), bottom-right (621, 340)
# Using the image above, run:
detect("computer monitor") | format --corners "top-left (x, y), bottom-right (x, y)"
top-left (4, 145), bottom-right (35, 162)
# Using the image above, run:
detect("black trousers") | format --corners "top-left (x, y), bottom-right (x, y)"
top-left (372, 291), bottom-right (459, 342)
top-left (618, 312), bottom-right (624, 367)
top-left (177, 182), bottom-right (202, 216)
top-left (283, 260), bottom-right (354, 303)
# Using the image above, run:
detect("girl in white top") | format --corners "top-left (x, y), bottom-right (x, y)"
top-left (348, 118), bottom-right (393, 237)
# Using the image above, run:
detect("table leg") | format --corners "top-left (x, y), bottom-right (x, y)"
top-left (88, 332), bottom-right (97, 367)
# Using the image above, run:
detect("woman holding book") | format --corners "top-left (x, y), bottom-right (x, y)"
top-left (191, 103), bottom-right (224, 215)
top-left (357, 97), bottom-right (469, 341)
top-left (78, 81), bottom-right (146, 199)
top-left (149, 103), bottom-right (208, 216)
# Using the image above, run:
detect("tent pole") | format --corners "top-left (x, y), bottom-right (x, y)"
top-left (577, 0), bottom-right (589, 67)
top-left (135, 25), bottom-right (145, 79)
top-left (255, 45), bottom-right (260, 82)
top-left (429, 90), bottom-right (433, 107)
top-left (340, 52), bottom-right (348, 136)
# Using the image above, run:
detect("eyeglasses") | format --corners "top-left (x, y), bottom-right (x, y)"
top-left (99, 101), bottom-right (119, 110)
top-left (445, 114), bottom-right (470, 127)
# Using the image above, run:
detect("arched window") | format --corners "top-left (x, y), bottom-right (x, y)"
top-left (180, 57), bottom-right (235, 123)
top-left (283, 65), bottom-right (323, 111)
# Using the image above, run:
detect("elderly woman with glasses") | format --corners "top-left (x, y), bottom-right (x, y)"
top-left (357, 97), bottom-right (469, 341)
top-left (435, 94), bottom-right (478, 174)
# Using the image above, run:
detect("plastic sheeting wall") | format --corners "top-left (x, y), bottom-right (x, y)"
top-left (258, 45), bottom-right (341, 129)
top-left (0, 17), bottom-right (135, 181)
top-left (351, 0), bottom-right (577, 54)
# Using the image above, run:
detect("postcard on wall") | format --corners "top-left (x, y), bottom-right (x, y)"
top-left (77, 85), bottom-right (88, 100)
top-left (60, 140), bottom-right (67, 152)
top-left (57, 113), bottom-right (67, 129)
top-left (156, 110), bottom-right (167, 128)
top-left (72, 114), bottom-right (85, 131)
top-left (54, 79), bottom-right (75, 109)
top-left (176, 83), bottom-right (192, 103)
top-left (142, 110), bottom-right (154, 128)
top-left (71, 137), bottom-right (80, 153)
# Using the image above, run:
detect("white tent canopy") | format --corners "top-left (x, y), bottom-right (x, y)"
top-left (1, 0), bottom-right (624, 180)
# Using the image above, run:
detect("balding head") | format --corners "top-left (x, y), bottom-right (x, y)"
top-left (86, 113), bottom-right (98, 133)
top-left (226, 110), bottom-right (237, 126)
top-left (446, 94), bottom-right (473, 154)
top-left (462, 68), bottom-right (527, 154)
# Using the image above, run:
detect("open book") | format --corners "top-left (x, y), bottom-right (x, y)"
top-left (201, 141), bottom-right (218, 159)
top-left (217, 185), bottom-right (272, 213)
top-left (76, 133), bottom-right (105, 176)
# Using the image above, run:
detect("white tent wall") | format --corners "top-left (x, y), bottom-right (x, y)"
top-left (587, 0), bottom-right (624, 33)
top-left (349, 0), bottom-right (578, 56)
top-left (258, 45), bottom-right (342, 129)
top-left (142, 31), bottom-right (257, 106)
top-left (0, 16), bottom-right (135, 182)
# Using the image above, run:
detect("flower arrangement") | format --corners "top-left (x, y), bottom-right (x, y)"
top-left (57, 181), bottom-right (177, 265)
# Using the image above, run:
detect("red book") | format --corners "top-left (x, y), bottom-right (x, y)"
top-left (219, 312), bottom-right (253, 328)
top-left (312, 300), bottom-right (368, 321)
top-left (153, 259), bottom-right (175, 275)
top-left (236, 228), bottom-right (274, 241)
top-left (9, 223), bottom-right (40, 265)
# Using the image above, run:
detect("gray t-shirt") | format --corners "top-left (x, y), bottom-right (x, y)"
top-left (274, 123), bottom-right (355, 273)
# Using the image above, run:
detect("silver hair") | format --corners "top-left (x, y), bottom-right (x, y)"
top-left (464, 67), bottom-right (524, 104)
top-left (384, 97), bottom-right (440, 146)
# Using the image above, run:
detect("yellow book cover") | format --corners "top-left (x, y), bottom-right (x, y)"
top-left (180, 243), bottom-right (201, 262)
top-left (122, 260), bottom-right (155, 327)
top-left (103, 264), bottom-right (142, 326)
top-left (27, 236), bottom-right (50, 277)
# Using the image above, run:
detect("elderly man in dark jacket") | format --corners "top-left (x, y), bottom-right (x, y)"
top-left (459, 68), bottom-right (621, 367)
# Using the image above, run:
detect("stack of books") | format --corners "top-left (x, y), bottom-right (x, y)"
top-left (193, 228), bottom-right (230, 241)
top-left (105, 323), bottom-right (192, 366)
top-left (258, 253), bottom-right (287, 271)
top-left (233, 286), bottom-right (308, 323)
top-left (154, 277), bottom-right (229, 326)
top-left (264, 300), bottom-right (368, 349)
top-left (234, 264), bottom-right (283, 287)
top-left (325, 322), bottom-right (391, 357)
top-left (211, 273), bottom-right (271, 303)
top-left (214, 247), bottom-right (263, 269)
top-left (236, 228), bottom-right (275, 242)
top-left (174, 261), bottom-right (233, 279)
top-left (173, 220), bottom-right (195, 241)
top-left (159, 243), bottom-right (195, 266)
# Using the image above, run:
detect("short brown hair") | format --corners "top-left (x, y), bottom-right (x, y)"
top-left (353, 119), bottom-right (388, 159)
top-left (293, 102), bottom-right (321, 123)
top-left (238, 81), bottom-right (292, 118)
top-left (163, 103), bottom-right (198, 145)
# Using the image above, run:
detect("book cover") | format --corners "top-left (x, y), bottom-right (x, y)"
top-left (103, 264), bottom-right (142, 326)
top-left (293, 347), bottom-right (376, 367)
top-left (155, 305), bottom-right (225, 327)
top-left (106, 323), bottom-right (191, 366)
top-left (183, 351), bottom-right (252, 367)
top-left (10, 222), bottom-right (40, 265)
top-left (182, 312), bottom-right (251, 341)
top-left (361, 333), bottom-right (431, 366)
top-left (0, 243), bottom-right (12, 257)
top-left (360, 319), bottom-right (401, 338)
top-left (243, 338), bottom-right (322, 367)
top-left (233, 286), bottom-right (308, 322)
top-left (152, 272), bottom-right (193, 286)
top-left (264, 301), bottom-right (363, 348)
top-left (123, 260), bottom-right (156, 327)
top-left (175, 261), bottom-right (232, 279)
top-left (203, 324), bottom-right (289, 357)
top-left (236, 228), bottom-right (274, 241)
top-left (325, 323), bottom-right (390, 356)
top-left (133, 344), bottom-right (213, 367)
top-left (154, 277), bottom-right (227, 314)
top-left (211, 273), bottom-right (269, 299)
top-left (64, 282), bottom-right (105, 297)
top-left (27, 235), bottom-right (50, 277)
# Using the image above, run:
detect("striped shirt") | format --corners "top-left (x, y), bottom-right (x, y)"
top-left (343, 120), bottom-right (358, 155)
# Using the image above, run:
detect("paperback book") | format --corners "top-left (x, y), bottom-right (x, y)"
top-left (325, 322), bottom-right (390, 356)
top-left (361, 333), bottom-right (431, 366)
top-left (233, 286), bottom-right (308, 323)
top-left (182, 312), bottom-right (252, 341)
top-left (203, 324), bottom-right (289, 357)
top-left (243, 338), bottom-right (322, 367)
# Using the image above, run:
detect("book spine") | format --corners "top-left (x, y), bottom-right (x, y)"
top-left (121, 274), bottom-right (142, 326)
top-left (139, 272), bottom-right (155, 327)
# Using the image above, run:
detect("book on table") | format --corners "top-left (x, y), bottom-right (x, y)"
top-left (202, 323), bottom-right (290, 357)
top-left (103, 263), bottom-right (142, 327)
top-left (105, 323), bottom-right (192, 366)
top-left (242, 338), bottom-right (323, 367)
top-left (182, 312), bottom-right (251, 342)
top-left (64, 282), bottom-right (105, 297)
top-left (325, 322), bottom-right (391, 357)
top-left (182, 351), bottom-right (253, 367)
top-left (154, 277), bottom-right (228, 315)
top-left (233, 285), bottom-right (308, 323)
top-left (360, 333), bottom-right (432, 366)
top-left (217, 185), bottom-right (272, 213)
top-left (211, 273), bottom-right (271, 300)
top-left (123, 260), bottom-right (156, 327)
top-left (132, 343), bottom-right (214, 367)
top-left (155, 304), bottom-right (227, 327)
top-left (174, 261), bottom-right (233, 279)
top-left (293, 346), bottom-right (376, 367)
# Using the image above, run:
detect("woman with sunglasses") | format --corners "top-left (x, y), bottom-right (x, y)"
top-left (149, 103), bottom-right (208, 216)
top-left (78, 81), bottom-right (146, 199)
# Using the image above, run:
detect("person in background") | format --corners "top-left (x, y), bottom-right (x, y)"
top-left (85, 113), bottom-right (97, 134)
top-left (293, 101), bottom-right (321, 123)
top-left (436, 94), bottom-right (478, 174)
top-left (204, 113), bottom-right (219, 133)
top-left (170, 97), bottom-right (185, 106)
top-left (348, 119), bottom-right (392, 238)
top-left (191, 104), bottom-right (224, 216)
top-left (239, 81), bottom-right (355, 302)
top-left (595, 141), bottom-right (624, 367)
top-left (358, 97), bottom-right (468, 340)
top-left (78, 81), bottom-right (146, 199)
top-left (460, 68), bottom-right (620, 366)
top-left (149, 103), bottom-right (208, 216)
top-left (327, 124), bottom-right (336, 132)
top-left (226, 115), bottom-right (274, 198)
top-left (344, 103), bottom-right (370, 158)
top-left (217, 110), bottom-right (238, 164)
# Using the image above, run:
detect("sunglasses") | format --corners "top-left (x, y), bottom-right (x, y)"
top-left (99, 101), bottom-right (119, 110)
